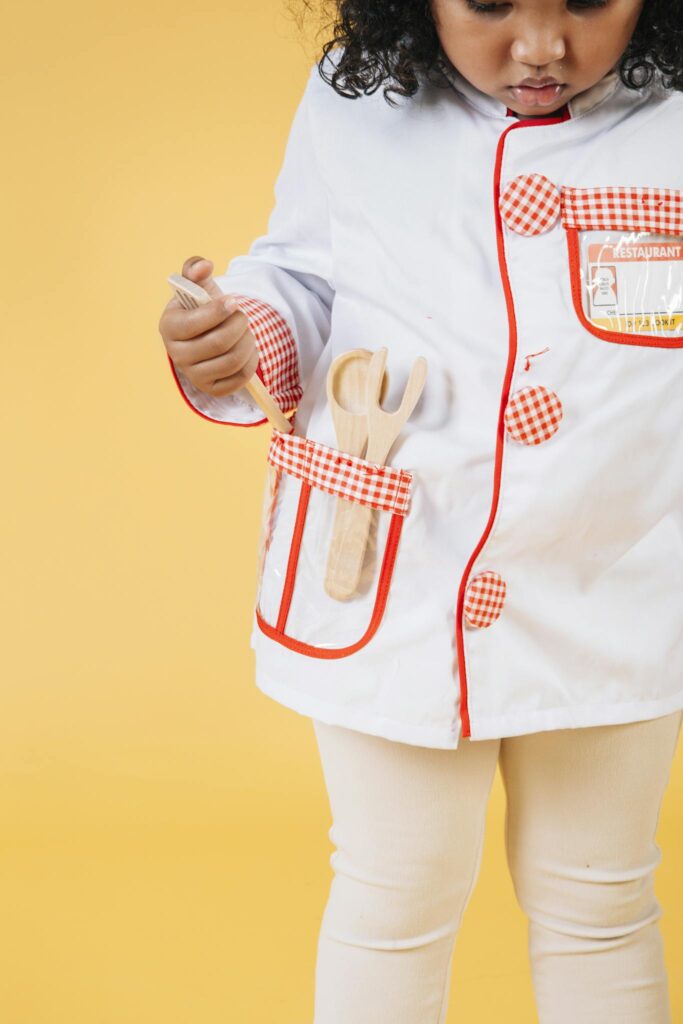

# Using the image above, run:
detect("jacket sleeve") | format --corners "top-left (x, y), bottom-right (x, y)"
top-left (168, 64), bottom-right (334, 427)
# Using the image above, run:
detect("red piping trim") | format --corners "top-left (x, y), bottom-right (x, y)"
top-left (276, 481), bottom-right (312, 633)
top-left (456, 107), bottom-right (571, 739)
top-left (566, 228), bottom-right (683, 349)
top-left (256, 487), bottom-right (406, 659)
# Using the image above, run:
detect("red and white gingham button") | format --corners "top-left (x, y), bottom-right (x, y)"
top-left (464, 571), bottom-right (507, 629)
top-left (499, 174), bottom-right (561, 236)
top-left (504, 385), bottom-right (563, 445)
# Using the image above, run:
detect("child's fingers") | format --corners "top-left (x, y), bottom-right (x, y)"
top-left (186, 328), bottom-right (259, 394)
top-left (181, 255), bottom-right (224, 301)
top-left (158, 295), bottom-right (185, 340)
top-left (161, 293), bottom-right (239, 344)
top-left (210, 347), bottom-right (261, 396)
top-left (165, 308), bottom-right (250, 368)
top-left (182, 255), bottom-right (212, 278)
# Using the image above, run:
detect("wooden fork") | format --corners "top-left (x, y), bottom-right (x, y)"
top-left (167, 273), bottom-right (293, 434)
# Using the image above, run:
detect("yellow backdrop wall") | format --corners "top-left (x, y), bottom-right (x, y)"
top-left (3, 1), bottom-right (682, 1020)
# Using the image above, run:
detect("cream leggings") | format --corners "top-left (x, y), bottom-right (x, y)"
top-left (311, 710), bottom-right (683, 1024)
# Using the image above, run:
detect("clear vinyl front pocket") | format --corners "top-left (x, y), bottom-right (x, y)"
top-left (562, 185), bottom-right (683, 348)
top-left (254, 429), bottom-right (414, 658)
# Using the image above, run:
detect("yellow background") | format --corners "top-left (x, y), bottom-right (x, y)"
top-left (4, 1), bottom-right (682, 1020)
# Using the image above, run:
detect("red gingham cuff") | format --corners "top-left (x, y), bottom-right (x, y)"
top-left (234, 295), bottom-right (302, 415)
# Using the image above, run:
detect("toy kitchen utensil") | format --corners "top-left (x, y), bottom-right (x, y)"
top-left (324, 349), bottom-right (389, 600)
top-left (324, 346), bottom-right (427, 601)
top-left (167, 273), bottom-right (294, 434)
top-left (325, 348), bottom-right (390, 458)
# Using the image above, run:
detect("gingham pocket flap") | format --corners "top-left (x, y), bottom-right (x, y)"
top-left (267, 430), bottom-right (413, 516)
top-left (561, 185), bottom-right (683, 234)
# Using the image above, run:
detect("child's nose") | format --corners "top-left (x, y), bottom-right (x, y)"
top-left (510, 22), bottom-right (566, 68)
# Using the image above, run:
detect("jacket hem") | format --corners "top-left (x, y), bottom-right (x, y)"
top-left (254, 669), bottom-right (683, 747)
top-left (253, 669), bottom-right (463, 750)
top-left (469, 691), bottom-right (683, 740)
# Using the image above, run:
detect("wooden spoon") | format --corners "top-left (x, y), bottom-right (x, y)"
top-left (324, 350), bottom-right (389, 600)
top-left (325, 347), bottom-right (427, 600)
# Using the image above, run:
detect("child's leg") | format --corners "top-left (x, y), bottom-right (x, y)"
top-left (499, 709), bottom-right (683, 1024)
top-left (311, 719), bottom-right (500, 1024)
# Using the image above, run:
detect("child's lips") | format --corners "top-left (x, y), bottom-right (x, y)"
top-left (509, 82), bottom-right (566, 107)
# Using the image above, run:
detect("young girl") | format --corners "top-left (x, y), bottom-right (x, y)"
top-left (158, 1), bottom-right (683, 1019)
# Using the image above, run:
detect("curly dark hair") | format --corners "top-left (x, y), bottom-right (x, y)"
top-left (290, 0), bottom-right (683, 106)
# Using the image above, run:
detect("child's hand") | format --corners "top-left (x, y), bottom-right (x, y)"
top-left (158, 256), bottom-right (260, 398)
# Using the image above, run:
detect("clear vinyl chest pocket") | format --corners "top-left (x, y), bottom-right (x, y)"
top-left (562, 185), bottom-right (683, 348)
top-left (254, 428), bottom-right (414, 658)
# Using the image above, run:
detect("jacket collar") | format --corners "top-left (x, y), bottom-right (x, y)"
top-left (436, 54), bottom-right (621, 121)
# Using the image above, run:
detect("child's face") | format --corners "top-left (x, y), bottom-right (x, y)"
top-left (431, 0), bottom-right (645, 117)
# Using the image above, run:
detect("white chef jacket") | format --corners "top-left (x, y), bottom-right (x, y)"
top-left (168, 51), bottom-right (683, 749)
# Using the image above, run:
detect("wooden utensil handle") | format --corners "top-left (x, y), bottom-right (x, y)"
top-left (324, 497), bottom-right (374, 600)
top-left (244, 375), bottom-right (293, 434)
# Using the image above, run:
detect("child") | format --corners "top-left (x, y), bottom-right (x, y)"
top-left (158, 1), bottom-right (683, 1019)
